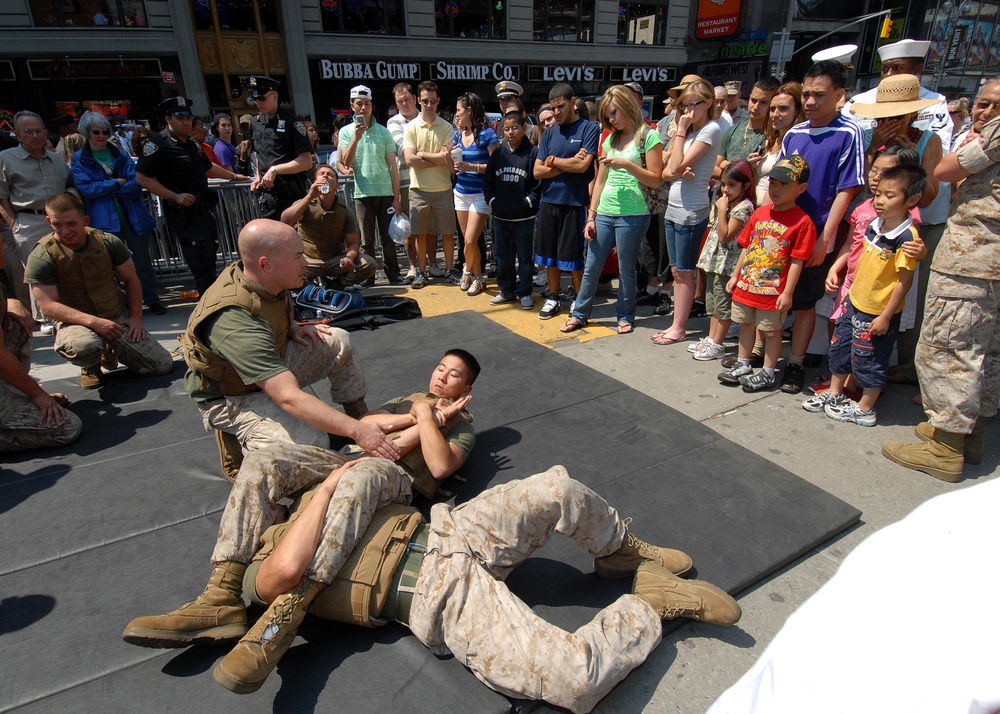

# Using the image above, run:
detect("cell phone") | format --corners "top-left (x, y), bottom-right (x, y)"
top-left (354, 115), bottom-right (364, 125)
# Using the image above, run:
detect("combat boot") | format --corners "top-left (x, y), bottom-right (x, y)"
top-left (882, 429), bottom-right (965, 483)
top-left (595, 520), bottom-right (693, 578)
top-left (122, 562), bottom-right (248, 648)
top-left (915, 416), bottom-right (988, 465)
top-left (101, 344), bottom-right (118, 371)
top-left (213, 578), bottom-right (324, 694)
top-left (214, 429), bottom-right (244, 482)
top-left (80, 365), bottom-right (103, 389)
top-left (342, 398), bottom-right (369, 419)
top-left (632, 562), bottom-right (741, 626)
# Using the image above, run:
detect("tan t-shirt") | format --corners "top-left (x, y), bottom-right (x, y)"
top-left (403, 115), bottom-right (453, 193)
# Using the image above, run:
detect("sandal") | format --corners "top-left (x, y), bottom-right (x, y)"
top-left (651, 332), bottom-right (687, 346)
top-left (560, 317), bottom-right (585, 333)
top-left (617, 321), bottom-right (634, 335)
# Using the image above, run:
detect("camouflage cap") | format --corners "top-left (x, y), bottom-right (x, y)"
top-left (769, 155), bottom-right (810, 184)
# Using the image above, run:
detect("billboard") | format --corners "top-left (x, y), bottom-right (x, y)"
top-left (695, 0), bottom-right (741, 40)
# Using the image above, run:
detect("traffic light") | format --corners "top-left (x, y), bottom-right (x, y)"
top-left (880, 16), bottom-right (894, 39)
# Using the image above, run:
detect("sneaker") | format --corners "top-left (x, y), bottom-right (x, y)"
top-left (410, 270), bottom-right (427, 289)
top-left (533, 269), bottom-right (548, 287)
top-left (780, 363), bottom-right (805, 394)
top-left (40, 321), bottom-right (55, 335)
top-left (802, 390), bottom-right (848, 413)
top-left (357, 277), bottom-right (376, 289)
top-left (825, 400), bottom-right (877, 427)
top-left (446, 266), bottom-right (463, 285)
top-left (718, 362), bottom-right (753, 384)
top-left (687, 336), bottom-right (709, 353)
top-left (739, 369), bottom-right (776, 392)
top-left (721, 352), bottom-right (764, 369)
top-left (467, 277), bottom-right (486, 296)
top-left (633, 563), bottom-right (741, 626)
top-left (519, 295), bottom-right (533, 310)
top-left (147, 301), bottom-right (167, 315)
top-left (428, 264), bottom-right (445, 278)
top-left (653, 294), bottom-right (673, 316)
top-left (693, 340), bottom-right (726, 361)
top-left (636, 291), bottom-right (661, 306)
top-left (459, 271), bottom-right (473, 291)
top-left (539, 295), bottom-right (561, 320)
top-left (387, 274), bottom-right (409, 285)
top-left (560, 285), bottom-right (577, 301)
top-left (404, 265), bottom-right (418, 283)
top-left (689, 300), bottom-right (707, 318)
top-left (489, 293), bottom-right (515, 305)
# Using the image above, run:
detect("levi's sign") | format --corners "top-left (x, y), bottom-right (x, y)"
top-left (318, 60), bottom-right (420, 80)
top-left (527, 65), bottom-right (605, 82)
top-left (610, 66), bottom-right (677, 84)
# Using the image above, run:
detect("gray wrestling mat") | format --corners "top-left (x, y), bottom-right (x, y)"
top-left (1, 311), bottom-right (860, 713)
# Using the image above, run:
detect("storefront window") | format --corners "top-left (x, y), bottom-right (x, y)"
top-left (321, 0), bottom-right (405, 35)
top-left (30, 0), bottom-right (149, 27)
top-left (617, 2), bottom-right (665, 45)
top-left (435, 0), bottom-right (505, 39)
top-left (533, 0), bottom-right (593, 42)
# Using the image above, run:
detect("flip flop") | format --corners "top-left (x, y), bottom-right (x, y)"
top-left (651, 333), bottom-right (687, 346)
top-left (617, 321), bottom-right (634, 335)
top-left (560, 317), bottom-right (585, 333)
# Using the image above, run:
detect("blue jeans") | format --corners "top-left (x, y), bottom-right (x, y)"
top-left (493, 218), bottom-right (535, 298)
top-left (664, 217), bottom-right (708, 272)
top-left (114, 218), bottom-right (160, 305)
top-left (572, 213), bottom-right (650, 324)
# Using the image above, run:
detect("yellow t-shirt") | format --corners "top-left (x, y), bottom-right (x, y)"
top-left (402, 115), bottom-right (454, 193)
top-left (849, 218), bottom-right (919, 315)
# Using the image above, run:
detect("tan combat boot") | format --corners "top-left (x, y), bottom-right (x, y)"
top-left (214, 429), bottom-right (244, 482)
top-left (633, 563), bottom-right (741, 626)
top-left (213, 578), bottom-right (324, 694)
top-left (882, 429), bottom-right (965, 483)
top-left (80, 365), bottom-right (103, 389)
top-left (595, 521), bottom-right (693, 578)
top-left (915, 416), bottom-right (988, 465)
top-left (101, 344), bottom-right (118, 371)
top-left (122, 562), bottom-right (248, 648)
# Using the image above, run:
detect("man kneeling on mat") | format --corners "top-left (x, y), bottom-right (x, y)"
top-left (214, 463), bottom-right (740, 708)
top-left (121, 350), bottom-right (479, 649)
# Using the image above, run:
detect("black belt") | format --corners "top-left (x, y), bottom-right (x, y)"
top-left (382, 523), bottom-right (429, 626)
top-left (18, 208), bottom-right (45, 216)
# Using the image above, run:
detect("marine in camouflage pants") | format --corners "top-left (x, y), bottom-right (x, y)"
top-left (199, 327), bottom-right (367, 452)
top-left (304, 251), bottom-right (378, 287)
top-left (917, 271), bottom-right (1000, 433)
top-left (54, 311), bottom-right (174, 376)
top-left (213, 443), bottom-right (411, 586)
top-left (0, 319), bottom-right (82, 451)
top-left (407, 466), bottom-right (663, 714)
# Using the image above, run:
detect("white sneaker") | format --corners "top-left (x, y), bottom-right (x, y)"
top-left (539, 296), bottom-right (560, 320)
top-left (687, 336), bottom-right (709, 353)
top-left (467, 277), bottom-right (486, 296)
top-left (40, 321), bottom-right (55, 335)
top-left (428, 264), bottom-right (445, 278)
top-left (693, 340), bottom-right (726, 361)
top-left (459, 271), bottom-right (473, 291)
top-left (404, 265), bottom-right (417, 283)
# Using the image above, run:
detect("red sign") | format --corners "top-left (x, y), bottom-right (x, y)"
top-left (162, 71), bottom-right (175, 84)
top-left (695, 0), bottom-right (741, 40)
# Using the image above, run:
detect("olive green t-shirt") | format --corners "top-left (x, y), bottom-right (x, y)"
top-left (24, 231), bottom-right (132, 286)
top-left (379, 395), bottom-right (476, 461)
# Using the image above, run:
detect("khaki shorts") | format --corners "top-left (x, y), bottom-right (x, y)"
top-left (731, 300), bottom-right (786, 332)
top-left (410, 188), bottom-right (456, 236)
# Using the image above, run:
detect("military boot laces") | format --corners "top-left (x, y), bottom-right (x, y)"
top-left (595, 518), bottom-right (693, 579)
top-left (213, 578), bottom-right (324, 694)
top-left (122, 562), bottom-right (247, 648)
top-left (632, 563), bottom-right (741, 626)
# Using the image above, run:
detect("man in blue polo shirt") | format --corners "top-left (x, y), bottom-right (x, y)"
top-left (532, 82), bottom-right (600, 320)
top-left (778, 60), bottom-right (865, 393)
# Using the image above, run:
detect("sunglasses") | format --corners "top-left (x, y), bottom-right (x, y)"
top-left (91, 130), bottom-right (111, 136)
top-left (419, 97), bottom-right (439, 105)
top-left (680, 101), bottom-right (705, 110)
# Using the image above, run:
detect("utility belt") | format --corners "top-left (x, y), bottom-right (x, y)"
top-left (381, 523), bottom-right (430, 627)
top-left (265, 174), bottom-right (308, 200)
top-left (166, 193), bottom-right (217, 216)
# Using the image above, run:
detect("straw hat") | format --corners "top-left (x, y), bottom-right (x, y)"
top-left (849, 74), bottom-right (938, 119)
top-left (667, 74), bottom-right (702, 99)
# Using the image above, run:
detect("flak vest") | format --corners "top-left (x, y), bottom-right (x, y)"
top-left (180, 262), bottom-right (293, 396)
top-left (252, 498), bottom-right (424, 627)
top-left (387, 390), bottom-right (473, 499)
top-left (41, 229), bottom-right (124, 319)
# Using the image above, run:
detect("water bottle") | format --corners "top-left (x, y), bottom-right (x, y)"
top-left (320, 181), bottom-right (331, 195)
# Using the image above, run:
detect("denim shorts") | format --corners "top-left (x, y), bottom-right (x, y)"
top-left (828, 298), bottom-right (900, 391)
top-left (664, 217), bottom-right (708, 272)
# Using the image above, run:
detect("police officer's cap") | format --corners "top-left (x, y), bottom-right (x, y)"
top-left (495, 81), bottom-right (524, 99)
top-left (158, 96), bottom-right (193, 117)
top-left (247, 75), bottom-right (281, 99)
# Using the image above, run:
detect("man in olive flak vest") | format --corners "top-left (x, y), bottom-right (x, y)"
top-left (25, 193), bottom-right (173, 390)
top-left (180, 218), bottom-right (399, 480)
top-left (121, 350), bottom-right (483, 682)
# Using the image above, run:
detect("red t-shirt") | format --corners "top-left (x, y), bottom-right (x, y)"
top-left (733, 204), bottom-right (817, 310)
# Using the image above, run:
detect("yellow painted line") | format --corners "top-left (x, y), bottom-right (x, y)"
top-left (386, 283), bottom-right (616, 348)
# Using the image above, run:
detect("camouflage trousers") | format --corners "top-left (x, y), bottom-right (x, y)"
top-left (917, 271), bottom-right (1000, 433)
top-left (304, 251), bottom-right (378, 286)
top-left (407, 466), bottom-right (663, 714)
top-left (199, 327), bottom-right (367, 452)
top-left (54, 311), bottom-right (174, 376)
top-left (212, 442), bottom-right (411, 583)
top-left (0, 320), bottom-right (82, 451)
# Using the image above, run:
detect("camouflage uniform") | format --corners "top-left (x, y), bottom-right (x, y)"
top-left (54, 313), bottom-right (173, 375)
top-left (0, 292), bottom-right (82, 451)
top-left (212, 442), bottom-right (411, 574)
top-left (917, 116), bottom-right (1000, 433)
top-left (407, 466), bottom-right (662, 714)
top-left (198, 327), bottom-right (367, 451)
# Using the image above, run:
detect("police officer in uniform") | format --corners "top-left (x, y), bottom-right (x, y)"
top-left (246, 76), bottom-right (314, 220)
top-left (136, 97), bottom-right (246, 295)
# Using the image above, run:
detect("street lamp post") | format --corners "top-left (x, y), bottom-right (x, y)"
top-left (931, 0), bottom-right (973, 92)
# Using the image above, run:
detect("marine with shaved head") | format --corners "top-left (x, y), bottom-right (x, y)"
top-left (180, 218), bottom-right (398, 479)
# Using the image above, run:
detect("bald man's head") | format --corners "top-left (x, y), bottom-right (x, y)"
top-left (238, 218), bottom-right (307, 292)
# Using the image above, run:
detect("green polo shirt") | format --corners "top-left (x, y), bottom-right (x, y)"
top-left (338, 121), bottom-right (397, 199)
